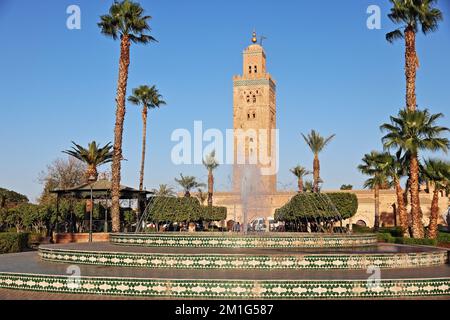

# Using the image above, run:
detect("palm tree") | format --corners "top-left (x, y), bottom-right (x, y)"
top-left (202, 150), bottom-right (219, 206)
top-left (380, 150), bottom-right (410, 237)
top-left (151, 184), bottom-right (175, 197)
top-left (196, 188), bottom-right (207, 205)
top-left (128, 85), bottom-right (166, 191)
top-left (63, 141), bottom-right (113, 182)
top-left (304, 180), bottom-right (314, 193)
top-left (174, 174), bottom-right (206, 197)
top-left (381, 109), bottom-right (449, 238)
top-left (386, 0), bottom-right (443, 111)
top-left (98, 0), bottom-right (156, 232)
top-left (422, 159), bottom-right (450, 239)
top-left (301, 130), bottom-right (335, 192)
top-left (358, 151), bottom-right (392, 231)
top-left (290, 165), bottom-right (311, 193)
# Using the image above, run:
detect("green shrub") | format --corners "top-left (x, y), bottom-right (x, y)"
top-left (377, 233), bottom-right (396, 243)
top-left (352, 224), bottom-right (373, 233)
top-left (148, 197), bottom-right (226, 223)
top-left (274, 193), bottom-right (358, 222)
top-left (378, 227), bottom-right (403, 237)
top-left (394, 237), bottom-right (438, 246)
top-left (28, 232), bottom-right (43, 247)
top-left (437, 232), bottom-right (450, 244)
top-left (0, 232), bottom-right (29, 254)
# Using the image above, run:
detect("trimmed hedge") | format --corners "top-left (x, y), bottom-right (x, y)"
top-left (148, 196), bottom-right (227, 223)
top-left (352, 224), bottom-right (373, 234)
top-left (394, 237), bottom-right (438, 246)
top-left (437, 232), bottom-right (450, 244)
top-left (377, 233), bottom-right (438, 246)
top-left (0, 232), bottom-right (29, 254)
top-left (378, 227), bottom-right (403, 237)
top-left (275, 193), bottom-right (358, 222)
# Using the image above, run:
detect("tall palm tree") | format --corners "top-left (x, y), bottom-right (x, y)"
top-left (98, 0), bottom-right (156, 232)
top-left (386, 0), bottom-right (443, 111)
top-left (422, 159), bottom-right (450, 239)
top-left (381, 109), bottom-right (449, 238)
top-left (151, 184), bottom-right (175, 197)
top-left (63, 141), bottom-right (113, 182)
top-left (301, 130), bottom-right (335, 193)
top-left (358, 151), bottom-right (392, 231)
top-left (202, 150), bottom-right (219, 206)
top-left (174, 174), bottom-right (206, 197)
top-left (128, 85), bottom-right (166, 191)
top-left (290, 165), bottom-right (311, 193)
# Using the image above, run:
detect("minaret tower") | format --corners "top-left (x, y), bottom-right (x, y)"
top-left (232, 31), bottom-right (277, 194)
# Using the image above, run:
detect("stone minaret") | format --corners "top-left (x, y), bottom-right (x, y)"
top-left (232, 31), bottom-right (277, 195)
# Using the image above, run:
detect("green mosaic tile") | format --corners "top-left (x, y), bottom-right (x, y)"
top-left (38, 247), bottom-right (448, 270)
top-left (0, 272), bottom-right (449, 299)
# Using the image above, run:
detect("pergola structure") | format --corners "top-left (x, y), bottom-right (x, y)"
top-left (50, 179), bottom-right (152, 233)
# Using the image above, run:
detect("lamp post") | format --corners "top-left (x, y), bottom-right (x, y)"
top-left (88, 175), bottom-right (96, 243)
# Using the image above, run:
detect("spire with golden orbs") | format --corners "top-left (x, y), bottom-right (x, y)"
top-left (252, 31), bottom-right (257, 44)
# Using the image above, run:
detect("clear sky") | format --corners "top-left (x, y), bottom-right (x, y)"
top-left (0, 0), bottom-right (449, 202)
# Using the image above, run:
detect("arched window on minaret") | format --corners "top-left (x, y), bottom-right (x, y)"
top-left (254, 65), bottom-right (257, 73)
top-left (248, 66), bottom-right (252, 74)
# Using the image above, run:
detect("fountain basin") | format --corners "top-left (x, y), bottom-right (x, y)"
top-left (38, 242), bottom-right (448, 270)
top-left (110, 232), bottom-right (378, 248)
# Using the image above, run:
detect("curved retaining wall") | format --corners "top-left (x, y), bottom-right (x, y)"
top-left (0, 272), bottom-right (449, 299)
top-left (110, 233), bottom-right (378, 248)
top-left (38, 246), bottom-right (448, 270)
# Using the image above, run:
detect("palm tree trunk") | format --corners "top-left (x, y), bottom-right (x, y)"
top-left (298, 177), bottom-right (303, 193)
top-left (405, 26), bottom-right (417, 111)
top-left (427, 188), bottom-right (440, 239)
top-left (111, 35), bottom-right (131, 233)
top-left (394, 177), bottom-right (409, 238)
top-left (139, 106), bottom-right (148, 191)
top-left (86, 165), bottom-right (98, 182)
top-left (409, 153), bottom-right (424, 238)
top-left (374, 185), bottom-right (380, 231)
top-left (313, 154), bottom-right (320, 193)
top-left (207, 170), bottom-right (214, 207)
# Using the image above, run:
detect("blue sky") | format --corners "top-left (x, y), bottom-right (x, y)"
top-left (0, 0), bottom-right (449, 202)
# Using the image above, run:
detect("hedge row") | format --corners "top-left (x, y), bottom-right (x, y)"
top-left (0, 232), bottom-right (29, 254)
top-left (148, 197), bottom-right (227, 222)
top-left (274, 193), bottom-right (358, 222)
top-left (377, 233), bottom-right (438, 246)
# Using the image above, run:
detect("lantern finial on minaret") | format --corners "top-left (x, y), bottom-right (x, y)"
top-left (251, 30), bottom-right (257, 44)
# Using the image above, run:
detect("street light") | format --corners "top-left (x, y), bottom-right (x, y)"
top-left (88, 175), bottom-right (96, 243)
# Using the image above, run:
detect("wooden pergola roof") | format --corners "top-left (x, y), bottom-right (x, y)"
top-left (50, 179), bottom-right (153, 200)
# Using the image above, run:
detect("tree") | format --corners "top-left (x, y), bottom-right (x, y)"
top-left (386, 0), bottom-right (443, 111)
top-left (422, 159), bottom-right (450, 239)
top-left (174, 174), bottom-right (205, 197)
top-left (379, 150), bottom-right (410, 237)
top-left (196, 188), bottom-right (207, 205)
top-left (151, 184), bottom-right (176, 197)
top-left (63, 141), bottom-right (113, 182)
top-left (358, 151), bottom-right (392, 231)
top-left (202, 150), bottom-right (219, 206)
top-left (38, 157), bottom-right (86, 205)
top-left (290, 165), bottom-right (311, 193)
top-left (304, 180), bottom-right (314, 193)
top-left (301, 130), bottom-right (335, 192)
top-left (98, 0), bottom-right (156, 233)
top-left (128, 85), bottom-right (166, 191)
top-left (340, 184), bottom-right (353, 190)
top-left (381, 109), bottom-right (449, 238)
top-left (0, 188), bottom-right (28, 209)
